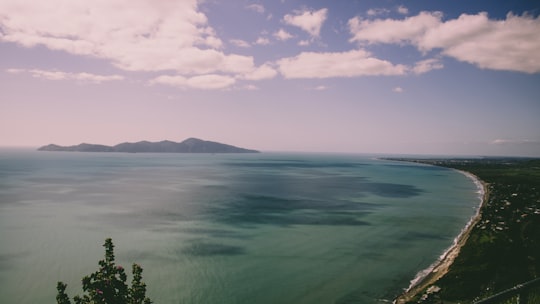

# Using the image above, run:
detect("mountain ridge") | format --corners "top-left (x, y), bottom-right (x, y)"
top-left (38, 138), bottom-right (259, 153)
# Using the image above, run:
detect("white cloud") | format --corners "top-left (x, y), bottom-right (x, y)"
top-left (423, 12), bottom-right (540, 73)
top-left (277, 50), bottom-right (407, 79)
top-left (274, 29), bottom-right (294, 41)
top-left (243, 84), bottom-right (259, 90)
top-left (412, 58), bottom-right (444, 74)
top-left (74, 72), bottom-right (124, 83)
top-left (6, 68), bottom-right (24, 74)
top-left (284, 8), bottom-right (328, 37)
top-left (349, 12), bottom-right (443, 45)
top-left (367, 8), bottom-right (390, 17)
top-left (349, 11), bottom-right (540, 73)
top-left (29, 70), bottom-right (67, 81)
top-left (491, 139), bottom-right (511, 145)
top-left (242, 64), bottom-right (278, 80)
top-left (298, 40), bottom-right (310, 46)
top-left (230, 39), bottom-right (251, 48)
top-left (246, 4), bottom-right (265, 14)
top-left (366, 6), bottom-right (408, 16)
top-left (255, 37), bottom-right (271, 45)
top-left (397, 6), bottom-right (409, 15)
top-left (393, 86), bottom-right (404, 93)
top-left (0, 0), bottom-right (260, 76)
top-left (149, 74), bottom-right (236, 90)
top-left (7, 68), bottom-right (124, 83)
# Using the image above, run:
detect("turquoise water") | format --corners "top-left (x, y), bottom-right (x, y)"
top-left (0, 150), bottom-right (481, 303)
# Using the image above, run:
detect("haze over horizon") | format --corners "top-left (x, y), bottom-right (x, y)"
top-left (1, 0), bottom-right (539, 157)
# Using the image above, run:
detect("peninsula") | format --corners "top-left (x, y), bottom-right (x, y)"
top-left (38, 138), bottom-right (259, 153)
top-left (391, 157), bottom-right (540, 303)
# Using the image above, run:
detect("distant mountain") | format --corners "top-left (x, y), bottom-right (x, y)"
top-left (38, 143), bottom-right (114, 152)
top-left (38, 138), bottom-right (259, 153)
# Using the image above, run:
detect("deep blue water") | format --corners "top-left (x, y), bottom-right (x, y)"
top-left (0, 150), bottom-right (481, 303)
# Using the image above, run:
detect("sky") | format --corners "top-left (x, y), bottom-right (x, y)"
top-left (1, 0), bottom-right (540, 156)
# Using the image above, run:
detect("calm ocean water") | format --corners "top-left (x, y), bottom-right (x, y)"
top-left (0, 149), bottom-right (481, 303)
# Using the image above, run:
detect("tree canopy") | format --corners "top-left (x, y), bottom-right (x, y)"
top-left (56, 238), bottom-right (152, 304)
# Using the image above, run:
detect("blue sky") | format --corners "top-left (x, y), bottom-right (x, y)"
top-left (1, 0), bottom-right (539, 156)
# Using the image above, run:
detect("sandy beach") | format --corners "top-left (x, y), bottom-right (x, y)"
top-left (394, 170), bottom-right (489, 304)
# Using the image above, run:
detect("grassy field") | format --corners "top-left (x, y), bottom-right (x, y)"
top-left (392, 158), bottom-right (540, 303)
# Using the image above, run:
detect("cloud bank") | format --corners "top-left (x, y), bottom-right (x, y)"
top-left (349, 11), bottom-right (540, 73)
top-left (149, 74), bottom-right (236, 90)
top-left (0, 0), bottom-right (276, 90)
top-left (7, 68), bottom-right (123, 83)
top-left (1, 2), bottom-right (539, 90)
top-left (278, 50), bottom-right (407, 78)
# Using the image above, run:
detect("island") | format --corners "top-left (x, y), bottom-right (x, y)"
top-left (38, 138), bottom-right (259, 153)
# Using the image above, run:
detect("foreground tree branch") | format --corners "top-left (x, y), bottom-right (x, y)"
top-left (57, 238), bottom-right (152, 304)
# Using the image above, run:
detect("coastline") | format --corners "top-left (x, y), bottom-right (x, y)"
top-left (394, 169), bottom-right (489, 304)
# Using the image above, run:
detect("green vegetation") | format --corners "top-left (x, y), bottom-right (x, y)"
top-left (397, 158), bottom-right (540, 303)
top-left (56, 238), bottom-right (152, 304)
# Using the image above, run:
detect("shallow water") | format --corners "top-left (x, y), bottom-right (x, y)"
top-left (0, 150), bottom-right (480, 303)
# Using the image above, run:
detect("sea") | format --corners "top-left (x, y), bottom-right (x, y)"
top-left (0, 149), bottom-right (482, 303)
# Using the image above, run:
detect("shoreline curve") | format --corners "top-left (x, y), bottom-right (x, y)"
top-left (394, 169), bottom-right (489, 304)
